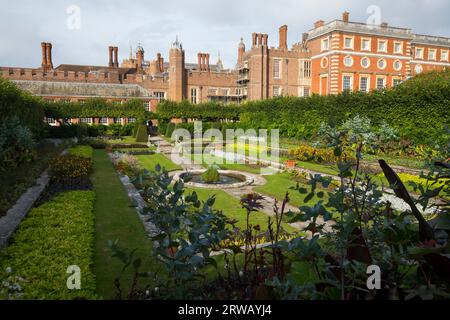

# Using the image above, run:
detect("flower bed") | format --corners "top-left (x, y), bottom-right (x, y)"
top-left (0, 191), bottom-right (97, 300)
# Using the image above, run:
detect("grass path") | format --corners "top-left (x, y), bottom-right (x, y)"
top-left (91, 150), bottom-right (155, 299)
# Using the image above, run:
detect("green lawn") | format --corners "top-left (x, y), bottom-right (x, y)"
top-left (108, 136), bottom-right (140, 145)
top-left (91, 150), bottom-right (157, 299)
top-left (136, 154), bottom-right (182, 172)
top-left (187, 188), bottom-right (296, 233)
top-left (199, 154), bottom-right (264, 174)
top-left (255, 172), bottom-right (324, 208)
top-left (69, 145), bottom-right (94, 158)
top-left (296, 161), bottom-right (340, 176)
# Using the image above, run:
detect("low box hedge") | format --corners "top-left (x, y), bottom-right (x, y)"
top-left (0, 191), bottom-right (97, 300)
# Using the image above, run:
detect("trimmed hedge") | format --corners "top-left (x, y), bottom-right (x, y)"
top-left (0, 78), bottom-right (46, 137)
top-left (155, 70), bottom-right (450, 146)
top-left (135, 124), bottom-right (148, 143)
top-left (0, 191), bottom-right (97, 300)
top-left (44, 98), bottom-right (151, 120)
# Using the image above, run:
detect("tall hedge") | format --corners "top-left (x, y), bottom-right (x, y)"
top-left (155, 70), bottom-right (450, 145)
top-left (0, 78), bottom-right (45, 137)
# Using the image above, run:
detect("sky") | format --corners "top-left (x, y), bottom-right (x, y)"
top-left (0, 0), bottom-right (449, 69)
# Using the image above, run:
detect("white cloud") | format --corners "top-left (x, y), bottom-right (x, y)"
top-left (0, 0), bottom-right (449, 69)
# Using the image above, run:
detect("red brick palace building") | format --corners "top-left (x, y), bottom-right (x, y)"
top-left (1, 11), bottom-right (449, 124)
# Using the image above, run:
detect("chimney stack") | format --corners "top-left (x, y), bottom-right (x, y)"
top-left (279, 25), bottom-right (288, 50)
top-left (41, 43), bottom-right (47, 69)
top-left (108, 46), bottom-right (114, 67)
top-left (252, 33), bottom-right (257, 47)
top-left (238, 38), bottom-right (245, 63)
top-left (206, 53), bottom-right (210, 71)
top-left (113, 47), bottom-right (119, 68)
top-left (157, 53), bottom-right (164, 72)
top-left (342, 11), bottom-right (350, 23)
top-left (263, 34), bottom-right (268, 46)
top-left (41, 43), bottom-right (53, 71)
top-left (314, 20), bottom-right (324, 29)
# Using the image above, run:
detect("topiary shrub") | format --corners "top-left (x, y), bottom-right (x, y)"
top-left (202, 165), bottom-right (220, 183)
top-left (165, 123), bottom-right (176, 138)
top-left (135, 124), bottom-right (148, 143)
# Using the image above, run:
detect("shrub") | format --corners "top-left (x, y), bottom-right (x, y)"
top-left (165, 123), bottom-right (176, 138)
top-left (0, 116), bottom-right (35, 172)
top-left (135, 124), bottom-right (148, 143)
top-left (69, 145), bottom-right (93, 159)
top-left (87, 124), bottom-right (108, 137)
top-left (202, 165), bottom-right (220, 183)
top-left (289, 144), bottom-right (354, 164)
top-left (112, 154), bottom-right (141, 178)
top-left (84, 138), bottom-right (107, 150)
top-left (0, 191), bottom-right (97, 300)
top-left (50, 155), bottom-right (92, 182)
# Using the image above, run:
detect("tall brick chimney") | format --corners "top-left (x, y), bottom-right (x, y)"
top-left (198, 53), bottom-right (202, 71)
top-left (262, 34), bottom-right (268, 46)
top-left (157, 53), bottom-right (164, 72)
top-left (342, 11), bottom-right (350, 23)
top-left (113, 47), bottom-right (119, 68)
top-left (108, 46), bottom-right (114, 67)
top-left (252, 33), bottom-right (257, 47)
top-left (279, 25), bottom-right (288, 50)
top-left (314, 20), bottom-right (324, 29)
top-left (41, 42), bottom-right (47, 69)
top-left (45, 43), bottom-right (53, 70)
top-left (238, 38), bottom-right (245, 63)
top-left (206, 53), bottom-right (210, 72)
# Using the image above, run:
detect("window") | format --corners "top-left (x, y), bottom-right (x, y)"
top-left (80, 118), bottom-right (92, 124)
top-left (361, 57), bottom-right (370, 69)
top-left (343, 56), bottom-right (354, 67)
top-left (393, 60), bottom-right (402, 71)
top-left (273, 86), bottom-right (281, 97)
top-left (428, 49), bottom-right (437, 61)
top-left (394, 42), bottom-right (403, 54)
top-left (344, 36), bottom-right (354, 49)
top-left (377, 58), bottom-right (387, 70)
top-left (378, 40), bottom-right (387, 53)
top-left (128, 118), bottom-right (136, 123)
top-left (190, 87), bottom-right (198, 104)
top-left (155, 92), bottom-right (165, 101)
top-left (376, 77), bottom-right (386, 90)
top-left (441, 50), bottom-right (449, 62)
top-left (273, 59), bottom-right (281, 79)
top-left (359, 76), bottom-right (369, 92)
top-left (415, 48), bottom-right (424, 59)
top-left (393, 78), bottom-right (402, 87)
top-left (100, 117), bottom-right (108, 124)
top-left (300, 87), bottom-right (310, 97)
top-left (342, 74), bottom-right (353, 92)
top-left (113, 118), bottom-right (121, 124)
top-left (45, 117), bottom-right (56, 124)
top-left (361, 38), bottom-right (371, 51)
top-left (143, 101), bottom-right (151, 111)
top-left (415, 64), bottom-right (423, 74)
top-left (321, 38), bottom-right (330, 51)
top-left (302, 60), bottom-right (311, 77)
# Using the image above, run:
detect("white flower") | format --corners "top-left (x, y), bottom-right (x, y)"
top-left (5, 267), bottom-right (12, 274)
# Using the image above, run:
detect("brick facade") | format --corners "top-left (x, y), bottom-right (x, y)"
top-left (0, 11), bottom-right (449, 110)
